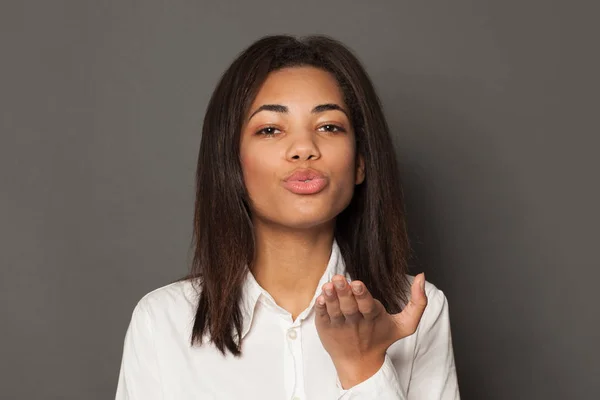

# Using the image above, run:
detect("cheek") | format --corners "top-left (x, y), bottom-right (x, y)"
top-left (330, 144), bottom-right (357, 182)
top-left (240, 151), bottom-right (276, 195)
top-left (240, 154), bottom-right (259, 187)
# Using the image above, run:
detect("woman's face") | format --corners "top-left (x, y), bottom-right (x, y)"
top-left (239, 66), bottom-right (365, 230)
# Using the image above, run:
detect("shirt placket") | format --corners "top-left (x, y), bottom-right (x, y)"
top-left (283, 319), bottom-right (306, 400)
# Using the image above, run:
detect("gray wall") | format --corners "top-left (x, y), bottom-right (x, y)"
top-left (1, 1), bottom-right (598, 399)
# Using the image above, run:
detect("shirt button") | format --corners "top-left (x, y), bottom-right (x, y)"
top-left (287, 329), bottom-right (297, 340)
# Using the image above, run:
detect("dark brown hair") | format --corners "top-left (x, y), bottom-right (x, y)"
top-left (184, 34), bottom-right (413, 356)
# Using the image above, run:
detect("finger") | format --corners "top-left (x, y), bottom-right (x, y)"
top-left (322, 282), bottom-right (345, 325)
top-left (332, 275), bottom-right (362, 322)
top-left (393, 273), bottom-right (428, 337)
top-left (349, 280), bottom-right (381, 321)
top-left (314, 294), bottom-right (330, 323)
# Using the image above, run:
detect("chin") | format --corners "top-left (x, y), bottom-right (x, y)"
top-left (253, 208), bottom-right (335, 230)
top-left (280, 217), bottom-right (335, 231)
top-left (279, 206), bottom-right (340, 230)
top-left (251, 196), bottom-right (350, 230)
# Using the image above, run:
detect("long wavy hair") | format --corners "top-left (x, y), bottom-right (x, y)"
top-left (184, 34), bottom-right (413, 356)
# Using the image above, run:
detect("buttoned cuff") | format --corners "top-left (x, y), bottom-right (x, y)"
top-left (336, 354), bottom-right (406, 399)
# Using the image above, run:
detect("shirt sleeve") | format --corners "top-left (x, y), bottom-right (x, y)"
top-left (335, 354), bottom-right (406, 399)
top-left (115, 298), bottom-right (163, 400)
top-left (407, 287), bottom-right (460, 399)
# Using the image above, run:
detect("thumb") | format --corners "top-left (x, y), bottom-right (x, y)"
top-left (392, 273), bottom-right (428, 338)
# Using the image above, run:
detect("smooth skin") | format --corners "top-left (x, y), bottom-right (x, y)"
top-left (239, 66), bottom-right (428, 389)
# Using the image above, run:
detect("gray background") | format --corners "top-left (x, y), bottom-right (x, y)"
top-left (1, 1), bottom-right (598, 399)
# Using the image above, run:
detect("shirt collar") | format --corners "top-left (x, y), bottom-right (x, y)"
top-left (238, 238), bottom-right (346, 340)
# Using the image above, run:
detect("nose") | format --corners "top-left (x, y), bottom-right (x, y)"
top-left (286, 131), bottom-right (321, 161)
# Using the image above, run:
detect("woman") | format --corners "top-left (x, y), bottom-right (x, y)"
top-left (116, 34), bottom-right (459, 399)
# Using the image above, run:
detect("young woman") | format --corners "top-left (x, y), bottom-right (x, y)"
top-left (116, 34), bottom-right (460, 399)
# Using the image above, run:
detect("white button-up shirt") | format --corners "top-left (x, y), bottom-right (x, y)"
top-left (116, 240), bottom-right (460, 399)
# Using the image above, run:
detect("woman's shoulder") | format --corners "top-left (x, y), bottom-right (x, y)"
top-left (120, 280), bottom-right (202, 354)
top-left (131, 278), bottom-right (200, 319)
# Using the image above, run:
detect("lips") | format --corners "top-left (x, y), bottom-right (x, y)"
top-left (284, 168), bottom-right (325, 182)
top-left (283, 168), bottom-right (328, 195)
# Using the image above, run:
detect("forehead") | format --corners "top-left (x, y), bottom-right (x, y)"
top-left (250, 66), bottom-right (345, 106)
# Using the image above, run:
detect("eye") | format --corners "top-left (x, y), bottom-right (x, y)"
top-left (255, 126), bottom-right (281, 137)
top-left (318, 124), bottom-right (346, 133)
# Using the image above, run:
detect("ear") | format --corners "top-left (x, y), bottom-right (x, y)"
top-left (355, 153), bottom-right (365, 185)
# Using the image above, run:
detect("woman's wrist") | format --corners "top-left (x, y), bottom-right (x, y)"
top-left (333, 353), bottom-right (386, 389)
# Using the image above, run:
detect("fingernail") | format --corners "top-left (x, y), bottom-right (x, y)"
top-left (351, 282), bottom-right (363, 294)
top-left (334, 279), bottom-right (345, 290)
top-left (325, 287), bottom-right (334, 296)
top-left (317, 296), bottom-right (325, 306)
top-left (420, 273), bottom-right (425, 292)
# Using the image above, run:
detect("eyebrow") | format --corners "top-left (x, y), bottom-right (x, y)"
top-left (247, 103), bottom-right (349, 122)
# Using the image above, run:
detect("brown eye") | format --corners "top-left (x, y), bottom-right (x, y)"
top-left (256, 126), bottom-right (280, 137)
top-left (318, 124), bottom-right (345, 133)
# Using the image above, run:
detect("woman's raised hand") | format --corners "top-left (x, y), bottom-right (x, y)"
top-left (314, 273), bottom-right (428, 389)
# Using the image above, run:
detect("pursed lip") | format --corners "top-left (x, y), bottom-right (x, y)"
top-left (283, 168), bottom-right (326, 182)
top-left (282, 167), bottom-right (328, 195)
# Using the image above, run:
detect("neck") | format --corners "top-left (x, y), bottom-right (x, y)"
top-left (250, 219), bottom-right (335, 320)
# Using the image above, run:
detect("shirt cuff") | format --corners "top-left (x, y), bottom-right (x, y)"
top-left (336, 353), bottom-right (406, 399)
